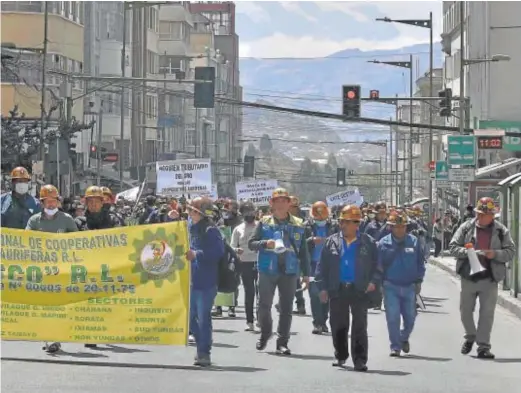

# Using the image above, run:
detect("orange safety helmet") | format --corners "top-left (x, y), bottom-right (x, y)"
top-left (39, 184), bottom-right (60, 201)
top-left (311, 201), bottom-right (329, 221)
top-left (338, 205), bottom-right (362, 222)
top-left (11, 166), bottom-right (31, 180)
top-left (387, 210), bottom-right (409, 226)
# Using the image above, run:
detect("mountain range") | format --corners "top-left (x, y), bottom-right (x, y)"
top-left (240, 43), bottom-right (444, 144)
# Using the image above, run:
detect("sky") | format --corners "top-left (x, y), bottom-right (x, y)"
top-left (235, 1), bottom-right (443, 58)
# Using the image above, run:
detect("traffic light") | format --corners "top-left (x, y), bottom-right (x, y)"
top-left (194, 66), bottom-right (215, 109)
top-left (89, 144), bottom-right (109, 159)
top-left (243, 155), bottom-right (255, 177)
top-left (337, 168), bottom-right (346, 186)
top-left (369, 90), bottom-right (380, 100)
top-left (438, 88), bottom-right (452, 117)
top-left (342, 85), bottom-right (361, 118)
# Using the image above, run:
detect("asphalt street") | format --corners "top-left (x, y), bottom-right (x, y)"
top-left (2, 264), bottom-right (521, 393)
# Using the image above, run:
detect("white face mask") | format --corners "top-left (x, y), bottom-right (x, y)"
top-left (14, 182), bottom-right (29, 194)
top-left (44, 208), bottom-right (59, 216)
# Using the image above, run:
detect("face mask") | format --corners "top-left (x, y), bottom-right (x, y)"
top-left (244, 215), bottom-right (255, 223)
top-left (368, 213), bottom-right (375, 220)
top-left (44, 208), bottom-right (59, 216)
top-left (315, 220), bottom-right (327, 227)
top-left (15, 183), bottom-right (29, 194)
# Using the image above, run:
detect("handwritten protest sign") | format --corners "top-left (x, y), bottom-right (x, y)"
top-left (326, 188), bottom-right (364, 207)
top-left (235, 180), bottom-right (278, 206)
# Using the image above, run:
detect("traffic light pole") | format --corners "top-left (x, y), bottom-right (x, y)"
top-left (458, 1), bottom-right (466, 217)
top-left (408, 53), bottom-right (414, 202)
top-left (97, 101), bottom-right (104, 186)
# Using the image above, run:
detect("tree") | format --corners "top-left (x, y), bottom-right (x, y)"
top-left (259, 133), bottom-right (273, 152)
top-left (326, 152), bottom-right (338, 169)
top-left (1, 105), bottom-right (94, 174)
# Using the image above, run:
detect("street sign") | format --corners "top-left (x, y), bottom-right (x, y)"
top-left (436, 180), bottom-right (451, 188)
top-left (447, 135), bottom-right (476, 166)
top-left (448, 168), bottom-right (475, 182)
top-left (479, 120), bottom-right (521, 152)
top-left (435, 161), bottom-right (449, 180)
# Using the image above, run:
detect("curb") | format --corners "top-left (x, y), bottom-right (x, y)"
top-left (429, 258), bottom-right (521, 320)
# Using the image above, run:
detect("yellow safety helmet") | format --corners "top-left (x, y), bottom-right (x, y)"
top-left (84, 186), bottom-right (104, 199)
top-left (101, 186), bottom-right (112, 196)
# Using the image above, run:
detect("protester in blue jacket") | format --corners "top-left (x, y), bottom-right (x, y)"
top-left (377, 210), bottom-right (425, 357)
top-left (186, 197), bottom-right (225, 367)
top-left (0, 166), bottom-right (40, 229)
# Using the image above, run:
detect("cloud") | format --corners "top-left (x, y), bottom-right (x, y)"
top-left (239, 32), bottom-right (433, 58)
top-left (235, 1), bottom-right (271, 23)
top-left (237, 1), bottom-right (443, 58)
top-left (279, 1), bottom-right (318, 23)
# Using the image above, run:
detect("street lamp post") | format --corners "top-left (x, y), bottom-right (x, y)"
top-left (368, 57), bottom-right (414, 201)
top-left (376, 12), bottom-right (434, 232)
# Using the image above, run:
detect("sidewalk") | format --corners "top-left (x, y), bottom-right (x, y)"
top-left (430, 255), bottom-right (521, 320)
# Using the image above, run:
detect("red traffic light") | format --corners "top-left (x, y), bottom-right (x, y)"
top-left (90, 145), bottom-right (97, 152)
top-left (428, 161), bottom-right (435, 170)
top-left (346, 90), bottom-right (357, 100)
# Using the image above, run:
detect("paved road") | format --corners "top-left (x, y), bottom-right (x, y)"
top-left (2, 265), bottom-right (521, 393)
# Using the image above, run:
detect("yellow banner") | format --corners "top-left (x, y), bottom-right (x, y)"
top-left (0, 222), bottom-right (190, 346)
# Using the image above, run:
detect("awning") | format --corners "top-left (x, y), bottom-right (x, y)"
top-left (475, 158), bottom-right (521, 180)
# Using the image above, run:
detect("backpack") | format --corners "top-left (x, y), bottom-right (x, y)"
top-left (204, 226), bottom-right (240, 293)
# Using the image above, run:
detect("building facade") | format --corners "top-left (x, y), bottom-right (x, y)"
top-left (1, 1), bottom-right (84, 120)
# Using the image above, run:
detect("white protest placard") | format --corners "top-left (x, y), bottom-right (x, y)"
top-left (235, 179), bottom-right (278, 206)
top-left (326, 188), bottom-right (364, 207)
top-left (156, 159), bottom-right (211, 197)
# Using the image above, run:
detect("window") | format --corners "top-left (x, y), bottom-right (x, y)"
top-left (145, 95), bottom-right (158, 119)
top-left (147, 50), bottom-right (158, 74)
top-left (185, 129), bottom-right (195, 147)
top-left (159, 55), bottom-right (185, 74)
top-left (148, 7), bottom-right (158, 32)
top-left (159, 21), bottom-right (182, 40)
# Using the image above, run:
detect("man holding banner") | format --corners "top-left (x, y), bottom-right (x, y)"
top-left (25, 185), bottom-right (78, 353)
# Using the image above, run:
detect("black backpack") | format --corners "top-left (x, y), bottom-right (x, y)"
top-left (204, 226), bottom-right (240, 293)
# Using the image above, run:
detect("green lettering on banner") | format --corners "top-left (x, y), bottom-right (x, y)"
top-left (479, 120), bottom-right (521, 152)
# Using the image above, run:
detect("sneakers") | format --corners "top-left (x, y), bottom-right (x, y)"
top-left (321, 324), bottom-right (329, 334)
top-left (188, 334), bottom-right (196, 344)
top-left (212, 307), bottom-right (223, 317)
top-left (332, 359), bottom-right (346, 367)
top-left (312, 325), bottom-right (323, 335)
top-left (402, 341), bottom-right (410, 354)
top-left (461, 341), bottom-right (474, 355)
top-left (256, 336), bottom-right (269, 351)
top-left (390, 349), bottom-right (401, 357)
top-left (194, 353), bottom-right (212, 367)
top-left (276, 345), bottom-right (291, 355)
top-left (477, 349), bottom-right (495, 359)
top-left (245, 322), bottom-right (255, 332)
top-left (353, 362), bottom-right (368, 372)
top-left (228, 307), bottom-right (236, 318)
top-left (43, 342), bottom-right (61, 353)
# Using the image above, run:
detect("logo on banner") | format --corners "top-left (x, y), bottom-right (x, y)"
top-left (130, 228), bottom-right (186, 287)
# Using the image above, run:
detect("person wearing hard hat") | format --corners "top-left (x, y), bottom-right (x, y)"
top-left (449, 197), bottom-right (515, 360)
top-left (364, 201), bottom-right (387, 240)
top-left (248, 188), bottom-right (310, 355)
top-left (25, 185), bottom-right (77, 354)
top-left (1, 166), bottom-right (41, 229)
top-left (26, 185), bottom-right (78, 233)
top-left (186, 196), bottom-right (225, 367)
top-left (315, 205), bottom-right (379, 372)
top-left (305, 201), bottom-right (338, 335)
top-left (377, 210), bottom-right (425, 357)
top-left (76, 186), bottom-right (121, 231)
top-left (101, 186), bottom-right (125, 226)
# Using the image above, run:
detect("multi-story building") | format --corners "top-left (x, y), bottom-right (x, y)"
top-left (413, 68), bottom-right (444, 196)
top-left (1, 2), bottom-right (84, 120)
top-left (441, 1), bottom-right (521, 207)
top-left (188, 1), bottom-right (242, 196)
